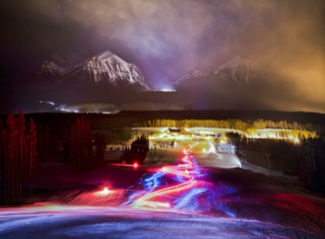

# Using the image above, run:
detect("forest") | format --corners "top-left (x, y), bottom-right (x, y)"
top-left (227, 134), bottom-right (325, 194)
top-left (0, 110), bottom-right (324, 204)
top-left (0, 111), bottom-right (37, 204)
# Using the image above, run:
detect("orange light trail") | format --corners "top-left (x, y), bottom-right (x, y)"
top-left (133, 178), bottom-right (196, 209)
top-left (132, 151), bottom-right (198, 210)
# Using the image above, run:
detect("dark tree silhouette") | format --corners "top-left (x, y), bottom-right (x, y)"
top-left (299, 138), bottom-right (325, 193)
top-left (94, 133), bottom-right (106, 168)
top-left (122, 135), bottom-right (149, 164)
top-left (70, 118), bottom-right (93, 173)
top-left (0, 110), bottom-right (37, 205)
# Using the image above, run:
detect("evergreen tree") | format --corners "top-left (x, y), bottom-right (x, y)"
top-left (70, 118), bottom-right (93, 173)
top-left (94, 134), bottom-right (106, 168)
top-left (0, 111), bottom-right (37, 205)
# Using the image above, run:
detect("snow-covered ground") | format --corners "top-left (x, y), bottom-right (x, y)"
top-left (1, 136), bottom-right (324, 238)
top-left (0, 206), bottom-right (321, 239)
top-left (196, 152), bottom-right (242, 168)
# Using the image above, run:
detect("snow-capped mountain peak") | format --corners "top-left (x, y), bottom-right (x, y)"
top-left (176, 68), bottom-right (208, 83)
top-left (83, 50), bottom-right (150, 89)
top-left (213, 56), bottom-right (271, 86)
top-left (38, 60), bottom-right (66, 78)
top-left (214, 56), bottom-right (259, 73)
top-left (35, 50), bottom-right (151, 90)
top-left (36, 53), bottom-right (86, 78)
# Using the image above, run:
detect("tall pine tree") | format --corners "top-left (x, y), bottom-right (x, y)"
top-left (70, 118), bottom-right (93, 173)
top-left (0, 111), bottom-right (37, 205)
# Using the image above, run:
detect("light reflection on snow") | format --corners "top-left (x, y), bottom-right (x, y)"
top-left (129, 151), bottom-right (210, 211)
top-left (0, 205), bottom-right (318, 239)
top-left (0, 145), bottom-right (323, 238)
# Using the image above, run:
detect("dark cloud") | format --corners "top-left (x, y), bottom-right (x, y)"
top-left (1, 0), bottom-right (324, 112)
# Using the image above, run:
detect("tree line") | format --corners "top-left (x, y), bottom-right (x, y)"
top-left (121, 135), bottom-right (149, 165)
top-left (0, 110), bottom-right (37, 204)
top-left (69, 117), bottom-right (106, 173)
top-left (0, 112), bottom-right (107, 205)
top-left (136, 119), bottom-right (318, 138)
top-left (227, 133), bottom-right (325, 194)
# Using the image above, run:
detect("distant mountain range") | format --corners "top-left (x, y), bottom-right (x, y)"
top-left (175, 56), bottom-right (272, 87)
top-left (173, 56), bottom-right (282, 110)
top-left (213, 56), bottom-right (273, 86)
top-left (1, 51), bottom-right (296, 113)
top-left (176, 68), bottom-right (208, 83)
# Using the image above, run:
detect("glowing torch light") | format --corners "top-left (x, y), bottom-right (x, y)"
top-left (94, 187), bottom-right (112, 197)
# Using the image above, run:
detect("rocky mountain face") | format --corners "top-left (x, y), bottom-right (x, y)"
top-left (11, 50), bottom-right (153, 111)
top-left (173, 56), bottom-right (283, 110)
top-left (175, 56), bottom-right (272, 87)
top-left (36, 50), bottom-right (151, 90)
top-left (3, 53), bottom-right (293, 113)
top-left (212, 56), bottom-right (272, 86)
top-left (176, 68), bottom-right (208, 84)
top-left (37, 53), bottom-right (86, 78)
top-left (81, 51), bottom-right (150, 89)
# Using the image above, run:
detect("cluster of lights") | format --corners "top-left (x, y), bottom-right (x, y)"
top-left (248, 134), bottom-right (301, 144)
top-left (246, 129), bottom-right (302, 143)
top-left (149, 128), bottom-right (304, 145)
top-left (149, 131), bottom-right (218, 154)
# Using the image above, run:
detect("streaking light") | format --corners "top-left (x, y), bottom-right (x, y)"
top-left (130, 151), bottom-right (207, 211)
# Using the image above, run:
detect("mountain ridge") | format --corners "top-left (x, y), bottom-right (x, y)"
top-left (35, 50), bottom-right (151, 90)
top-left (174, 56), bottom-right (272, 87)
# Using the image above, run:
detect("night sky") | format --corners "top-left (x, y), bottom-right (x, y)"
top-left (1, 0), bottom-right (324, 112)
